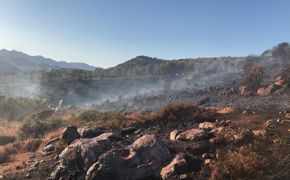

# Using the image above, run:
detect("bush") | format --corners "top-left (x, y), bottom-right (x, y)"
top-left (243, 64), bottom-right (264, 90)
top-left (19, 119), bottom-right (66, 140)
top-left (0, 136), bottom-right (16, 145)
top-left (157, 103), bottom-right (217, 122)
top-left (23, 139), bottom-right (42, 152)
top-left (78, 110), bottom-right (98, 122)
top-left (210, 147), bottom-right (268, 180)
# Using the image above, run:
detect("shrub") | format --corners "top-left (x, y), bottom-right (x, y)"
top-left (157, 103), bottom-right (217, 122)
top-left (18, 119), bottom-right (66, 140)
top-left (78, 110), bottom-right (98, 122)
top-left (0, 136), bottom-right (16, 146)
top-left (210, 146), bottom-right (268, 180)
top-left (23, 139), bottom-right (42, 152)
top-left (243, 64), bottom-right (264, 90)
top-left (0, 151), bottom-right (10, 164)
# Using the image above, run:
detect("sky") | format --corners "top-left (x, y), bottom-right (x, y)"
top-left (0, 0), bottom-right (290, 68)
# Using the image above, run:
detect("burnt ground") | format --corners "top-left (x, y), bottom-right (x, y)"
top-left (3, 96), bottom-right (290, 179)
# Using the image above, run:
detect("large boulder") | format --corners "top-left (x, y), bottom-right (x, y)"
top-left (81, 128), bottom-right (104, 138)
top-left (51, 132), bottom-right (113, 180)
top-left (160, 153), bottom-right (189, 179)
top-left (86, 134), bottom-right (170, 180)
top-left (176, 129), bottom-right (210, 141)
top-left (61, 126), bottom-right (81, 145)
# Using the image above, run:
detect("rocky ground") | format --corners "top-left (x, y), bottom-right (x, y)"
top-left (1, 102), bottom-right (290, 180)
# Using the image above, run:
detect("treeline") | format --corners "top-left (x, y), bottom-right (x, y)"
top-left (41, 56), bottom-right (244, 81)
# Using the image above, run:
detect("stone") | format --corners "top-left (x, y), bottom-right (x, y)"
top-left (45, 137), bottom-right (60, 147)
top-left (264, 120), bottom-right (275, 129)
top-left (170, 130), bottom-right (180, 141)
top-left (44, 144), bottom-right (55, 152)
top-left (176, 129), bottom-right (209, 141)
top-left (199, 122), bottom-right (216, 130)
top-left (253, 130), bottom-right (267, 136)
top-left (204, 159), bottom-right (212, 165)
top-left (52, 133), bottom-right (113, 180)
top-left (81, 128), bottom-right (104, 138)
top-left (160, 153), bottom-right (189, 179)
top-left (61, 126), bottom-right (81, 145)
top-left (285, 113), bottom-right (290, 119)
top-left (86, 134), bottom-right (170, 180)
top-left (120, 127), bottom-right (137, 136)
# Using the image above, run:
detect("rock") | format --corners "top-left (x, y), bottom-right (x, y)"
top-left (44, 144), bottom-right (55, 152)
top-left (179, 174), bottom-right (189, 179)
top-left (176, 129), bottom-right (209, 141)
top-left (210, 127), bottom-right (225, 134)
top-left (239, 85), bottom-right (250, 96)
top-left (285, 113), bottom-right (290, 119)
top-left (160, 153), bottom-right (189, 179)
top-left (170, 130), bottom-right (180, 141)
top-left (253, 130), bottom-right (267, 136)
top-left (199, 122), bottom-right (216, 130)
top-left (25, 173), bottom-right (31, 178)
top-left (45, 137), bottom-right (60, 147)
top-left (81, 128), bottom-right (104, 138)
top-left (86, 134), bottom-right (170, 180)
top-left (233, 134), bottom-right (245, 143)
top-left (52, 133), bottom-right (113, 180)
top-left (61, 126), bottom-right (81, 145)
top-left (264, 120), bottom-right (275, 129)
top-left (120, 127), bottom-right (137, 136)
top-left (204, 159), bottom-right (212, 165)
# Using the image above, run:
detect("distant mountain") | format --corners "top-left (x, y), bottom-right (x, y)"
top-left (0, 49), bottom-right (95, 73)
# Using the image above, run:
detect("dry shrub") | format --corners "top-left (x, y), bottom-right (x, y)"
top-left (243, 64), bottom-right (264, 90)
top-left (0, 136), bottom-right (16, 146)
top-left (210, 146), bottom-right (268, 180)
top-left (23, 138), bottom-right (42, 152)
top-left (156, 103), bottom-right (217, 122)
top-left (0, 151), bottom-right (10, 164)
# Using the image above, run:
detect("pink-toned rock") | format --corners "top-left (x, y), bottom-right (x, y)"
top-left (253, 130), bottom-right (267, 136)
top-left (170, 130), bottom-right (180, 141)
top-left (176, 129), bottom-right (209, 141)
top-left (199, 122), bottom-right (216, 130)
top-left (160, 153), bottom-right (188, 179)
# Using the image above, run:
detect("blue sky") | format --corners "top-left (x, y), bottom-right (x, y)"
top-left (0, 0), bottom-right (290, 68)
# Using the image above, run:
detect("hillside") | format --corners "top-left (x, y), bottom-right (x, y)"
top-left (0, 49), bottom-right (95, 73)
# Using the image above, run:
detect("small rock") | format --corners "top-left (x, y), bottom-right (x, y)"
top-left (121, 127), bottom-right (137, 136)
top-left (45, 137), bottom-right (60, 147)
top-left (233, 134), bottom-right (245, 143)
top-left (253, 130), bottom-right (267, 136)
top-left (179, 174), bottom-right (189, 179)
top-left (160, 153), bottom-right (189, 179)
top-left (44, 144), bottom-right (55, 152)
top-left (204, 159), bottom-right (212, 165)
top-left (81, 128), bottom-right (104, 138)
top-left (199, 122), bottom-right (216, 130)
top-left (170, 130), bottom-right (180, 141)
top-left (264, 120), bottom-right (275, 129)
top-left (25, 173), bottom-right (31, 178)
top-left (285, 113), bottom-right (290, 119)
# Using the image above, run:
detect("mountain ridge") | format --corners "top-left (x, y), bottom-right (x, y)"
top-left (0, 49), bottom-right (96, 73)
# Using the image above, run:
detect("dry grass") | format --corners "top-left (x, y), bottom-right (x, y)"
top-left (0, 121), bottom-right (22, 137)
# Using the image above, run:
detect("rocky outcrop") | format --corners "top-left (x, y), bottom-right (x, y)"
top-left (86, 134), bottom-right (170, 180)
top-left (61, 126), bottom-right (81, 145)
top-left (52, 132), bottom-right (113, 180)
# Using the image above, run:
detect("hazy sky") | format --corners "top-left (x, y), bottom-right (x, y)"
top-left (0, 0), bottom-right (290, 68)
